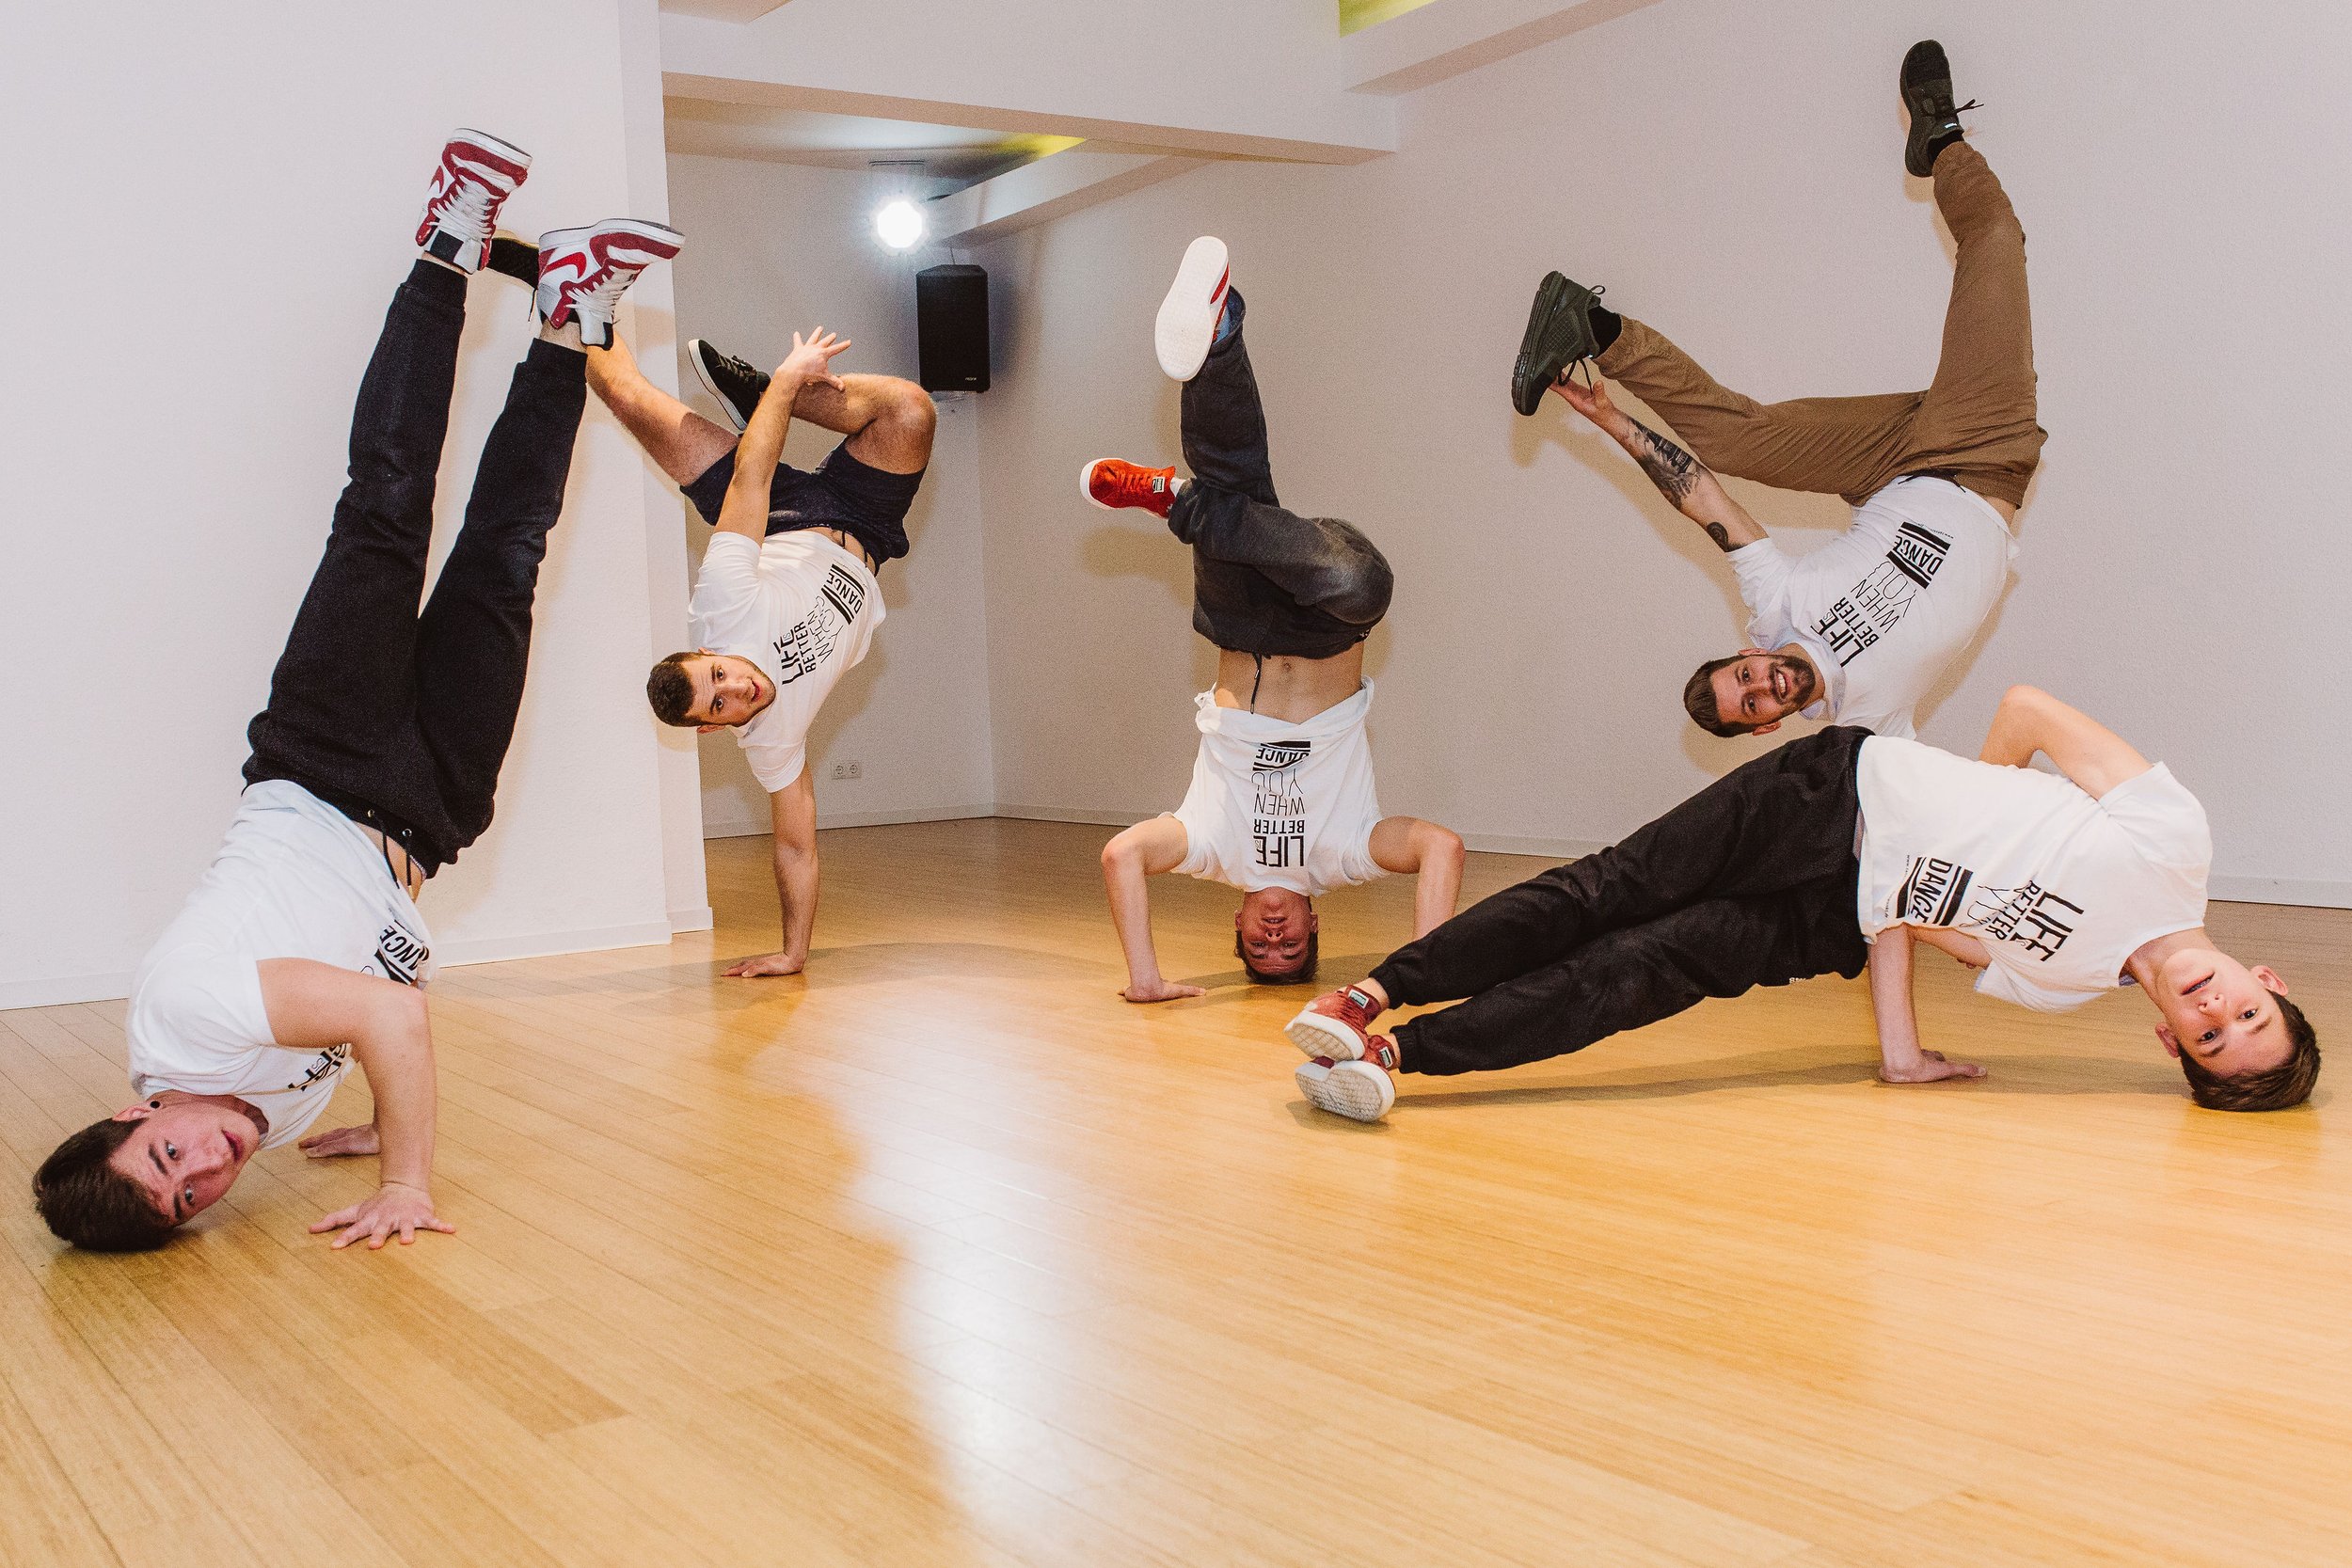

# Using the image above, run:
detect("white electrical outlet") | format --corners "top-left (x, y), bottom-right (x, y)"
top-left (831, 760), bottom-right (863, 781)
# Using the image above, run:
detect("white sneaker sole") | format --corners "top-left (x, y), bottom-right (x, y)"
top-left (1285, 1008), bottom-right (1368, 1061)
top-left (689, 340), bottom-right (752, 433)
top-left (1295, 1058), bottom-right (1395, 1123)
top-left (1078, 458), bottom-right (1116, 511)
top-left (450, 128), bottom-right (533, 173)
top-left (1155, 235), bottom-right (1230, 382)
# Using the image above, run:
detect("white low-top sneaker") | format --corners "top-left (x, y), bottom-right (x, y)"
top-left (1154, 235), bottom-right (1231, 381)
top-left (1295, 1056), bottom-right (1396, 1123)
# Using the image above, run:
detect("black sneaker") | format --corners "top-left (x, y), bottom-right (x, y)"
top-left (689, 339), bottom-right (769, 433)
top-left (1511, 271), bottom-right (1606, 417)
top-left (1900, 40), bottom-right (1977, 178)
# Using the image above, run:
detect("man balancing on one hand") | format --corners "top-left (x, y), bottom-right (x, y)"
top-left (1084, 237), bottom-right (1466, 999)
top-left (1518, 40), bottom-right (2034, 743)
top-left (579, 306), bottom-right (935, 978)
top-left (33, 131), bottom-right (679, 1251)
top-left (1281, 688), bottom-right (2318, 1123)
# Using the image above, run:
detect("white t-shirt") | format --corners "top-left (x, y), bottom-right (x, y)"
top-left (1169, 681), bottom-right (1388, 895)
top-left (1728, 476), bottom-right (2015, 738)
top-left (1854, 737), bottom-right (2210, 1013)
top-left (690, 531), bottom-right (884, 792)
top-left (125, 780), bottom-right (436, 1149)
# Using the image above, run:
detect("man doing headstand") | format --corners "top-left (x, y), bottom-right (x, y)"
top-left (33, 132), bottom-right (678, 1250)
top-left (1516, 40), bottom-right (2034, 742)
top-left (1086, 238), bottom-right (1465, 999)
top-left (1283, 688), bottom-right (2319, 1122)
top-left (583, 310), bottom-right (935, 977)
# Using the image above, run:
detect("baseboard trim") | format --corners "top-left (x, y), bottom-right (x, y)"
top-left (436, 919), bottom-right (677, 969)
top-left (669, 904), bottom-right (715, 934)
top-left (1, 971), bottom-right (136, 1010)
top-left (2208, 876), bottom-right (2352, 911)
top-left (706, 803), bottom-right (998, 839)
top-left (989, 802), bottom-right (1146, 829)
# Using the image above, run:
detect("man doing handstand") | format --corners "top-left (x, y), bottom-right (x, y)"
top-left (584, 312), bottom-right (935, 977)
top-left (1516, 40), bottom-right (2033, 741)
top-left (33, 132), bottom-right (678, 1250)
top-left (1283, 689), bottom-right (2319, 1122)
top-left (1086, 238), bottom-right (1465, 999)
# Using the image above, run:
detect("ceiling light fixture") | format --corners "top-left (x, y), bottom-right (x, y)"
top-left (875, 198), bottom-right (926, 251)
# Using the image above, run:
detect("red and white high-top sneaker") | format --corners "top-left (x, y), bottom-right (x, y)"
top-left (1284, 985), bottom-right (1391, 1062)
top-left (1295, 1055), bottom-right (1396, 1123)
top-left (534, 220), bottom-right (685, 348)
top-left (1155, 235), bottom-right (1230, 382)
top-left (416, 130), bottom-right (532, 274)
top-left (1079, 458), bottom-right (1182, 518)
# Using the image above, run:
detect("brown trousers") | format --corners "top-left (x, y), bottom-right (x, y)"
top-left (1594, 143), bottom-right (2045, 510)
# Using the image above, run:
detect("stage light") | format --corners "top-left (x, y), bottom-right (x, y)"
top-left (876, 198), bottom-right (925, 251)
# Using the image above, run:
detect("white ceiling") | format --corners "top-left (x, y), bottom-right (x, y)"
top-left (661, 98), bottom-right (1079, 189)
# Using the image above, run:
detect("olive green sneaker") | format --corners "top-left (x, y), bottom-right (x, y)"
top-left (1900, 40), bottom-right (1977, 178)
top-left (1511, 270), bottom-right (1606, 417)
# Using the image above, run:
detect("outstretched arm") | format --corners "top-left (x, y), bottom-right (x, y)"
top-left (1979, 686), bottom-right (2151, 799)
top-left (1867, 926), bottom-right (1986, 1084)
top-left (1101, 817), bottom-right (1200, 1003)
top-left (1369, 816), bottom-right (1467, 939)
top-left (1550, 376), bottom-right (1767, 553)
top-left (715, 328), bottom-right (851, 542)
top-left (727, 769), bottom-right (818, 978)
top-left (256, 958), bottom-right (455, 1249)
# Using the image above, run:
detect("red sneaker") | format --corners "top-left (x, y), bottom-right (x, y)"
top-left (1284, 985), bottom-right (1391, 1063)
top-left (1295, 1056), bottom-right (1395, 1123)
top-left (535, 220), bottom-right (684, 348)
top-left (1080, 457), bottom-right (1181, 518)
top-left (417, 130), bottom-right (532, 274)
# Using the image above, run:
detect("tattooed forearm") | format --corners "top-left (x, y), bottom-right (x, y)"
top-left (1703, 521), bottom-right (1733, 551)
top-left (1626, 418), bottom-right (1706, 508)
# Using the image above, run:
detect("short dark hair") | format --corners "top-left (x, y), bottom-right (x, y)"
top-left (1682, 657), bottom-right (1754, 737)
top-left (34, 1118), bottom-right (175, 1252)
top-left (646, 652), bottom-right (699, 727)
top-left (2176, 990), bottom-right (2321, 1112)
top-left (1237, 927), bottom-right (1319, 986)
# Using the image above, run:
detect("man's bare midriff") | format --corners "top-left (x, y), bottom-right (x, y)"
top-left (1211, 644), bottom-right (1366, 724)
top-left (810, 526), bottom-right (877, 573)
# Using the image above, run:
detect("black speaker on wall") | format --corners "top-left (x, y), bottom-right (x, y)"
top-left (915, 263), bottom-right (990, 393)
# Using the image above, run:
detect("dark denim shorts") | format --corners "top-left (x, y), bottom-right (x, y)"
top-left (680, 438), bottom-right (925, 565)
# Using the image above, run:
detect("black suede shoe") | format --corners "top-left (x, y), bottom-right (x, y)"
top-left (689, 339), bottom-right (769, 433)
top-left (1511, 270), bottom-right (1606, 417)
top-left (1900, 40), bottom-right (1976, 178)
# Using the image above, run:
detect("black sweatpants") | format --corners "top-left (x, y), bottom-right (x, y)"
top-left (1372, 727), bottom-right (1875, 1076)
top-left (1168, 291), bottom-right (1393, 659)
top-left (243, 260), bottom-right (587, 872)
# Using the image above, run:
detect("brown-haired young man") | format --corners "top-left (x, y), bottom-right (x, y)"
top-left (1284, 686), bottom-right (2318, 1122)
top-left (1516, 40), bottom-right (2035, 744)
top-left (1088, 239), bottom-right (1465, 998)
top-left (584, 325), bottom-right (934, 979)
top-left (34, 132), bottom-right (679, 1250)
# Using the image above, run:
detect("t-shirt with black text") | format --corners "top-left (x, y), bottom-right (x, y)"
top-left (1854, 736), bottom-right (2210, 1012)
top-left (125, 780), bottom-right (435, 1148)
top-left (1728, 476), bottom-right (2014, 738)
top-left (1168, 681), bottom-right (1387, 895)
top-left (691, 531), bottom-right (883, 792)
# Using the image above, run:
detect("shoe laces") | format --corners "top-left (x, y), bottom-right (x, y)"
top-left (431, 169), bottom-right (499, 240)
top-left (570, 260), bottom-right (644, 324)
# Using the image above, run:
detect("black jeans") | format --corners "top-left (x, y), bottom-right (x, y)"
top-left (243, 260), bottom-right (587, 872)
top-left (1373, 727), bottom-right (1874, 1076)
top-left (1168, 292), bottom-right (1392, 659)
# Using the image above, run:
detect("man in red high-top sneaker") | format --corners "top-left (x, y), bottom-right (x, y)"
top-left (1084, 238), bottom-right (1465, 1001)
top-left (31, 132), bottom-right (681, 1255)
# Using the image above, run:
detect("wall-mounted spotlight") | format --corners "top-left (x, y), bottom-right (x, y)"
top-left (875, 198), bottom-right (926, 251)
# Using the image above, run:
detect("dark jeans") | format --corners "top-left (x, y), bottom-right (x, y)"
top-left (1168, 293), bottom-right (1392, 659)
top-left (243, 260), bottom-right (587, 872)
top-left (1373, 727), bottom-right (1874, 1076)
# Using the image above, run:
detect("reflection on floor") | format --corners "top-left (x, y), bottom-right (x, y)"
top-left (3, 816), bottom-right (2347, 1567)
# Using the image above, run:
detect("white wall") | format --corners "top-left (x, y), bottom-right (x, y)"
top-left (971, 0), bottom-right (2352, 904)
top-left (0, 0), bottom-right (691, 1006)
top-left (663, 154), bottom-right (995, 837)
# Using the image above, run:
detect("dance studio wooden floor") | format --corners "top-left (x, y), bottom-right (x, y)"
top-left (4, 819), bottom-right (2349, 1568)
